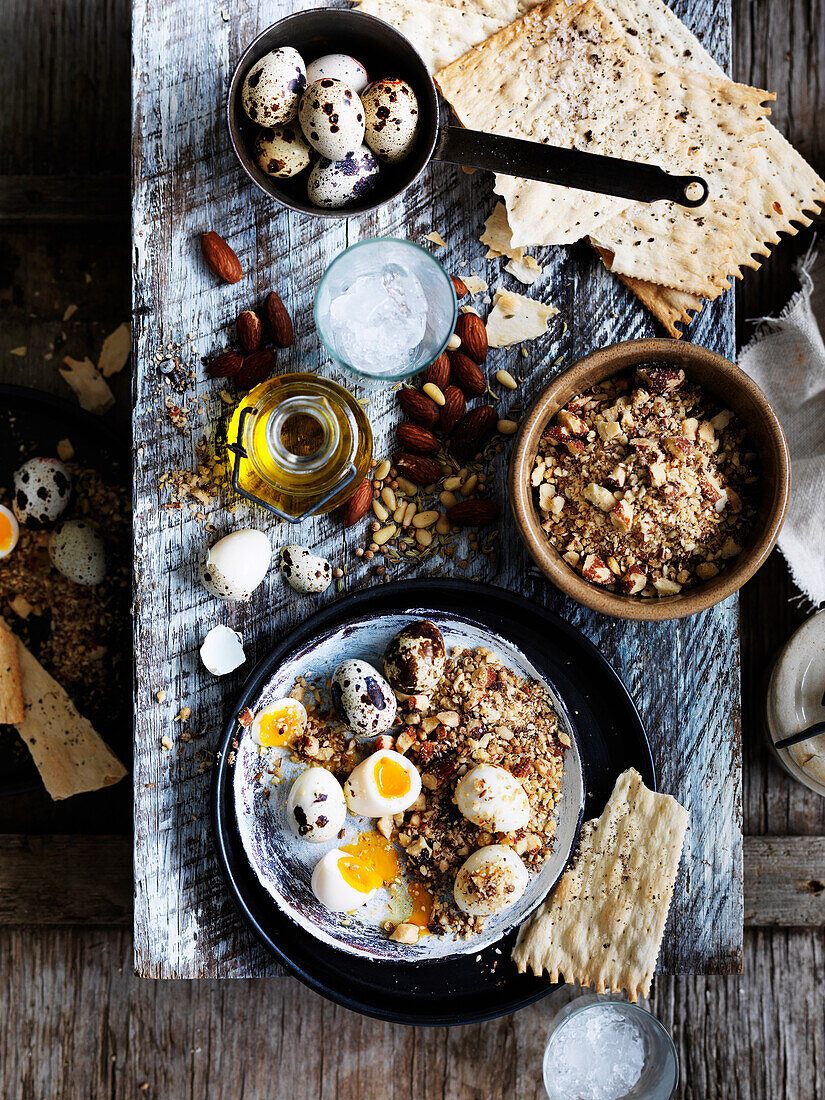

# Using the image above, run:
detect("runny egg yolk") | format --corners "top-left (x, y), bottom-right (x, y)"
top-left (255, 701), bottom-right (305, 747)
top-left (0, 508), bottom-right (17, 556)
top-left (374, 755), bottom-right (411, 800)
top-left (407, 881), bottom-right (434, 929)
top-left (339, 831), bottom-right (400, 893)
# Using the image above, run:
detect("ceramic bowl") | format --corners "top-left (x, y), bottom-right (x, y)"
top-left (509, 339), bottom-right (790, 621)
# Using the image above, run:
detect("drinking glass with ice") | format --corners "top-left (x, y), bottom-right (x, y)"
top-left (314, 238), bottom-right (457, 381)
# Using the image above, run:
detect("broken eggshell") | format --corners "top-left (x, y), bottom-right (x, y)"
top-left (332, 658), bottom-right (397, 736)
top-left (202, 529), bottom-right (272, 602)
top-left (280, 545), bottom-right (331, 594)
top-left (383, 620), bottom-right (445, 694)
top-left (200, 624), bottom-right (246, 676)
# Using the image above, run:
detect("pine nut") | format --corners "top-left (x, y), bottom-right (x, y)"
top-left (402, 501), bottom-right (417, 526)
top-left (497, 419), bottom-right (519, 435)
top-left (412, 510), bottom-right (439, 528)
top-left (461, 473), bottom-right (478, 496)
top-left (381, 486), bottom-right (397, 511)
top-left (374, 458), bottom-right (391, 481)
top-left (416, 529), bottom-right (433, 547)
top-left (447, 334), bottom-right (461, 351)
top-left (496, 370), bottom-right (518, 390)
top-left (372, 500), bottom-right (389, 521)
top-left (395, 476), bottom-right (417, 496)
top-left (435, 514), bottom-right (450, 535)
top-left (373, 524), bottom-right (397, 546)
top-left (440, 490), bottom-right (458, 507)
top-left (423, 382), bottom-right (445, 406)
top-left (443, 475), bottom-right (463, 491)
top-left (393, 502), bottom-right (406, 523)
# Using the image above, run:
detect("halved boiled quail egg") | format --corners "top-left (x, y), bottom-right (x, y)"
top-left (311, 847), bottom-right (382, 912)
top-left (344, 749), bottom-right (421, 817)
top-left (0, 505), bottom-right (19, 558)
top-left (287, 767), bottom-right (347, 843)
top-left (453, 844), bottom-right (529, 917)
top-left (455, 764), bottom-right (530, 833)
top-left (250, 697), bottom-right (308, 748)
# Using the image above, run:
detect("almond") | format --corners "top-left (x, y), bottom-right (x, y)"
top-left (398, 387), bottom-right (440, 429)
top-left (236, 310), bottom-right (263, 353)
top-left (200, 231), bottom-right (243, 284)
top-left (396, 423), bottom-right (440, 455)
top-left (235, 348), bottom-right (276, 389)
top-left (451, 405), bottom-right (497, 461)
top-left (205, 350), bottom-right (243, 378)
top-left (446, 499), bottom-right (500, 526)
top-left (454, 312), bottom-right (488, 364)
top-left (266, 292), bottom-right (294, 348)
top-left (421, 353), bottom-right (450, 390)
top-left (451, 275), bottom-right (469, 299)
top-left (440, 385), bottom-right (465, 434)
top-left (449, 351), bottom-right (486, 397)
top-left (392, 453), bottom-right (443, 486)
top-left (340, 479), bottom-right (373, 528)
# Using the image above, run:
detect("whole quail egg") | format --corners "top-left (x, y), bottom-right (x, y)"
top-left (202, 529), bottom-right (272, 602)
top-left (13, 457), bottom-right (72, 528)
top-left (332, 658), bottom-right (397, 736)
top-left (306, 53), bottom-right (369, 94)
top-left (306, 146), bottom-right (379, 209)
top-left (383, 620), bottom-right (445, 694)
top-left (280, 545), bottom-right (331, 594)
top-left (454, 845), bottom-right (529, 917)
top-left (242, 47), bottom-right (306, 127)
top-left (255, 124), bottom-right (312, 178)
top-left (362, 79), bottom-right (419, 164)
top-left (455, 764), bottom-right (531, 833)
top-left (48, 520), bottom-right (106, 585)
top-left (298, 78), bottom-right (365, 161)
top-left (287, 766), bottom-right (347, 843)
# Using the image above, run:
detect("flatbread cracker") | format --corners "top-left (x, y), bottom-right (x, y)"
top-left (486, 286), bottom-right (558, 346)
top-left (480, 202), bottom-right (524, 261)
top-left (505, 255), bottom-right (543, 285)
top-left (0, 620), bottom-right (25, 724)
top-left (435, 0), bottom-right (771, 294)
top-left (3, 618), bottom-right (127, 800)
top-left (513, 767), bottom-right (688, 1000)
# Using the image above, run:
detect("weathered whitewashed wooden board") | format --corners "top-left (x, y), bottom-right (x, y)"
top-left (132, 0), bottom-right (741, 978)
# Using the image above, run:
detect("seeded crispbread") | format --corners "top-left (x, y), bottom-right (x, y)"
top-left (435, 0), bottom-right (771, 295)
top-left (0, 619), bottom-right (25, 724)
top-left (512, 767), bottom-right (688, 1001)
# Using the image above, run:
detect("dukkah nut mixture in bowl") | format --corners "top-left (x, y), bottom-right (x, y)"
top-left (510, 340), bottom-right (790, 620)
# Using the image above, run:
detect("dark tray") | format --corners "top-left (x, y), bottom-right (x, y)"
top-left (212, 579), bottom-right (655, 1026)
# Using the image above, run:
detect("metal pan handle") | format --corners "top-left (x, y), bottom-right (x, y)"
top-left (434, 126), bottom-right (708, 208)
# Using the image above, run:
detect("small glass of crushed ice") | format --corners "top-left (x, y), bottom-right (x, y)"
top-left (314, 238), bottom-right (458, 382)
top-left (542, 996), bottom-right (678, 1100)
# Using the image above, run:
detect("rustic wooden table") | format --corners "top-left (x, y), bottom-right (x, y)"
top-left (0, 0), bottom-right (823, 1096)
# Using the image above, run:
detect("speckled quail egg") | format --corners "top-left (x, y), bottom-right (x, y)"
top-left (332, 659), bottom-right (397, 735)
top-left (383, 620), bottom-right (445, 694)
top-left (48, 520), bottom-right (106, 585)
top-left (287, 766), bottom-right (347, 843)
top-left (13, 457), bottom-right (72, 528)
top-left (344, 749), bottom-right (421, 817)
top-left (202, 529), bottom-right (271, 602)
top-left (0, 505), bottom-right (19, 559)
top-left (311, 847), bottom-right (379, 912)
top-left (242, 46), bottom-right (306, 127)
top-left (306, 146), bottom-right (379, 209)
top-left (454, 845), bottom-right (529, 917)
top-left (255, 124), bottom-right (312, 179)
top-left (279, 545), bottom-right (331, 594)
top-left (306, 53), bottom-right (369, 94)
top-left (298, 78), bottom-right (365, 160)
top-left (362, 79), bottom-right (419, 164)
top-left (455, 764), bottom-right (531, 833)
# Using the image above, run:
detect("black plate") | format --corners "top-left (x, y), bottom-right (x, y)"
top-left (212, 580), bottom-right (655, 1025)
top-left (0, 384), bottom-right (127, 798)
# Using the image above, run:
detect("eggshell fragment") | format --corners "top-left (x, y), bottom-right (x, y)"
top-left (200, 625), bottom-right (246, 676)
top-left (280, 545), bottom-right (331, 594)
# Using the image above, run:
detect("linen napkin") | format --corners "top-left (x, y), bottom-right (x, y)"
top-left (739, 243), bottom-right (825, 606)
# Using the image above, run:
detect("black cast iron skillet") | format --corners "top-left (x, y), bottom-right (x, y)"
top-left (227, 7), bottom-right (709, 219)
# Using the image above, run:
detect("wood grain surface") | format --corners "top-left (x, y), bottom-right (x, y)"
top-left (131, 0), bottom-right (742, 980)
top-left (0, 0), bottom-right (823, 1094)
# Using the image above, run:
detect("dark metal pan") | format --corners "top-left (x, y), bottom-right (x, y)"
top-left (227, 7), bottom-right (708, 219)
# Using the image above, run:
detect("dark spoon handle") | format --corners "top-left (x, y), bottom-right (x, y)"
top-left (774, 721), bottom-right (825, 751)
